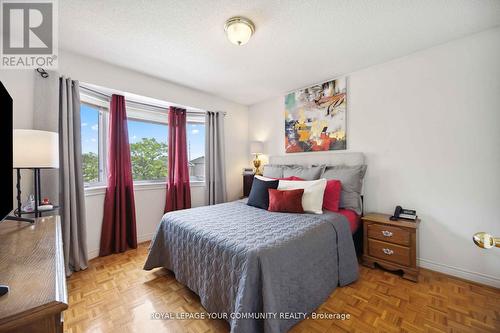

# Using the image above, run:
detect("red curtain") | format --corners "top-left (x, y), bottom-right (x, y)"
top-left (99, 94), bottom-right (137, 256)
top-left (165, 106), bottom-right (191, 212)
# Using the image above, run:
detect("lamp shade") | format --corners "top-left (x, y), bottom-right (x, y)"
top-left (13, 129), bottom-right (59, 168)
top-left (250, 141), bottom-right (264, 155)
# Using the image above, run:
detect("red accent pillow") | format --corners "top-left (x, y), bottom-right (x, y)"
top-left (268, 188), bottom-right (304, 213)
top-left (323, 179), bottom-right (342, 212)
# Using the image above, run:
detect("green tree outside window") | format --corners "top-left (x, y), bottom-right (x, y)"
top-left (82, 152), bottom-right (99, 183)
top-left (130, 138), bottom-right (168, 181)
top-left (82, 138), bottom-right (168, 183)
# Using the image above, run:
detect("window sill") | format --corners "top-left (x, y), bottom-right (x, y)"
top-left (84, 185), bottom-right (107, 197)
top-left (84, 181), bottom-right (205, 197)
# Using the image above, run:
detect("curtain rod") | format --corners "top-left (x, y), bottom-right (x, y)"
top-left (79, 84), bottom-right (226, 116)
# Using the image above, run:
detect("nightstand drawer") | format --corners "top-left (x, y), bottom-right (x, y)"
top-left (368, 239), bottom-right (410, 266)
top-left (368, 223), bottom-right (410, 246)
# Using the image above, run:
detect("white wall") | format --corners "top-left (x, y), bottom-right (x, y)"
top-left (248, 28), bottom-right (500, 287)
top-left (1, 51), bottom-right (249, 259)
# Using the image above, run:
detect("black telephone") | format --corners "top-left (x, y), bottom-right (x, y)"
top-left (390, 205), bottom-right (417, 221)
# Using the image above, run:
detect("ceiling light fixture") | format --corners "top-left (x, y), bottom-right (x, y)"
top-left (224, 16), bottom-right (255, 46)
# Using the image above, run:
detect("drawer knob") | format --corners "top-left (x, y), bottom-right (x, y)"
top-left (382, 248), bottom-right (394, 255)
top-left (382, 230), bottom-right (393, 237)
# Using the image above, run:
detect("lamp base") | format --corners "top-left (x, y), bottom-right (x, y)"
top-left (4, 215), bottom-right (35, 224)
top-left (253, 158), bottom-right (262, 175)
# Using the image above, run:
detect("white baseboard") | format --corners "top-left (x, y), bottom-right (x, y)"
top-left (138, 232), bottom-right (154, 243)
top-left (87, 233), bottom-right (154, 260)
top-left (418, 258), bottom-right (500, 288)
top-left (87, 248), bottom-right (99, 260)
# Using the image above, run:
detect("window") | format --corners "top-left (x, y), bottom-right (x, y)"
top-left (187, 122), bottom-right (205, 182)
top-left (128, 119), bottom-right (168, 182)
top-left (80, 88), bottom-right (206, 187)
top-left (81, 103), bottom-right (106, 185)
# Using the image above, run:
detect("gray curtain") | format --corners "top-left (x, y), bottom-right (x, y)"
top-left (34, 74), bottom-right (88, 275)
top-left (59, 78), bottom-right (88, 275)
top-left (34, 71), bottom-right (59, 204)
top-left (205, 111), bottom-right (227, 205)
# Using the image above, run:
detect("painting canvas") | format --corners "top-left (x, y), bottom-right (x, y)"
top-left (285, 77), bottom-right (347, 153)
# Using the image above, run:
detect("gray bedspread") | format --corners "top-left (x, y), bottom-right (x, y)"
top-left (144, 200), bottom-right (358, 333)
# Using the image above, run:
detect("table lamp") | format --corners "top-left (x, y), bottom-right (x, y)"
top-left (11, 129), bottom-right (59, 221)
top-left (250, 141), bottom-right (264, 175)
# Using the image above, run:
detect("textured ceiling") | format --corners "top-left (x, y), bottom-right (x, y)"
top-left (59, 0), bottom-right (500, 105)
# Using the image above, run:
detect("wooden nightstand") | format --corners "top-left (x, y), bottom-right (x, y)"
top-left (361, 213), bottom-right (420, 281)
top-left (242, 174), bottom-right (255, 197)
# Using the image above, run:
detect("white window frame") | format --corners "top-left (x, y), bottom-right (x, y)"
top-left (81, 91), bottom-right (206, 191)
top-left (185, 114), bottom-right (206, 184)
top-left (81, 100), bottom-right (108, 188)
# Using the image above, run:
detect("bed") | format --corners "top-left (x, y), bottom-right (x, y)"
top-left (144, 152), bottom-right (365, 333)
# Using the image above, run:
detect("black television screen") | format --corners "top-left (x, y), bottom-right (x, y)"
top-left (0, 81), bottom-right (13, 221)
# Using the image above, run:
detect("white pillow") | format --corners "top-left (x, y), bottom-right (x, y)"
top-left (278, 179), bottom-right (327, 214)
top-left (255, 175), bottom-right (275, 181)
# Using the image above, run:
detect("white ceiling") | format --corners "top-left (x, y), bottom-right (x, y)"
top-left (60, 0), bottom-right (500, 105)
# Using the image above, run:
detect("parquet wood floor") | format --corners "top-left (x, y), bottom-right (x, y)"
top-left (64, 242), bottom-right (500, 333)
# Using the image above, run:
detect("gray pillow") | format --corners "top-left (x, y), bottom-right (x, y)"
top-left (262, 164), bottom-right (284, 178)
top-left (321, 165), bottom-right (367, 214)
top-left (282, 165), bottom-right (325, 180)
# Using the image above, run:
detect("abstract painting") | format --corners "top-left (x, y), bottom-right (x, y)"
top-left (285, 77), bottom-right (347, 153)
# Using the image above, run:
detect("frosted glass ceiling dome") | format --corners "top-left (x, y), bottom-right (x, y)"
top-left (224, 17), bottom-right (255, 46)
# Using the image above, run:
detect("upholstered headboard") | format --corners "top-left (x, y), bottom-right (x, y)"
top-left (269, 152), bottom-right (365, 166)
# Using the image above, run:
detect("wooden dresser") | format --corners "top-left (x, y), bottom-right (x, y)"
top-left (0, 216), bottom-right (67, 333)
top-left (362, 213), bottom-right (420, 281)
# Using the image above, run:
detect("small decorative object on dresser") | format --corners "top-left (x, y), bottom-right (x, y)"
top-left (362, 213), bottom-right (420, 282)
top-left (242, 173), bottom-right (255, 197)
